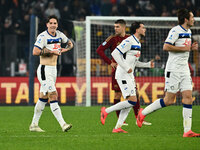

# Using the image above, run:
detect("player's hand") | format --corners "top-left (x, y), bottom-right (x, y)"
top-left (127, 68), bottom-right (132, 73)
top-left (191, 41), bottom-right (198, 51)
top-left (60, 48), bottom-right (70, 53)
top-left (182, 45), bottom-right (191, 51)
top-left (150, 59), bottom-right (154, 68)
top-left (155, 55), bottom-right (161, 60)
top-left (111, 62), bottom-right (117, 69)
top-left (51, 50), bottom-right (61, 55)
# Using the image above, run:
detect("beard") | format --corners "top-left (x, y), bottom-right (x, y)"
top-left (187, 22), bottom-right (194, 28)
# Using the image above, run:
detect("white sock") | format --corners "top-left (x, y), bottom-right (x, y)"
top-left (183, 104), bottom-right (192, 133)
top-left (115, 107), bottom-right (131, 129)
top-left (50, 101), bottom-right (66, 127)
top-left (142, 99), bottom-right (166, 116)
top-left (106, 100), bottom-right (136, 114)
top-left (31, 98), bottom-right (47, 126)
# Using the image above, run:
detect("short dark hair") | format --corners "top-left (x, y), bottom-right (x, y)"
top-left (115, 19), bottom-right (126, 25)
top-left (46, 15), bottom-right (59, 24)
top-left (177, 8), bottom-right (191, 25)
top-left (130, 21), bottom-right (143, 34)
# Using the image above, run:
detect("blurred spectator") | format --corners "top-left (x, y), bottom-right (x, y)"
top-left (68, 0), bottom-right (91, 20)
top-left (18, 14), bottom-right (30, 62)
top-left (60, 5), bottom-right (74, 37)
top-left (117, 0), bottom-right (130, 16)
top-left (3, 8), bottom-right (17, 34)
top-left (196, 8), bottom-right (200, 17)
top-left (89, 0), bottom-right (101, 16)
top-left (170, 0), bottom-right (185, 16)
top-left (1, 0), bottom-right (200, 77)
top-left (3, 8), bottom-right (18, 76)
top-left (110, 4), bottom-right (120, 16)
top-left (138, 0), bottom-right (150, 10)
top-left (0, 0), bottom-right (9, 21)
top-left (44, 1), bottom-right (60, 19)
top-left (134, 3), bottom-right (143, 16)
top-left (100, 0), bottom-right (112, 16)
top-left (31, 0), bottom-right (46, 19)
top-left (161, 6), bottom-right (171, 17)
top-left (144, 2), bottom-right (156, 16)
top-left (20, 0), bottom-right (31, 15)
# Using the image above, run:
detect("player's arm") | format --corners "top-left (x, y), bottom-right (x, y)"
top-left (136, 60), bottom-right (154, 68)
top-left (96, 36), bottom-right (113, 65)
top-left (111, 49), bottom-right (131, 73)
top-left (163, 43), bottom-right (191, 52)
top-left (33, 34), bottom-right (61, 56)
top-left (191, 41), bottom-right (198, 51)
top-left (61, 39), bottom-right (73, 53)
top-left (163, 29), bottom-right (191, 52)
top-left (33, 46), bottom-right (61, 56)
top-left (111, 39), bottom-right (131, 73)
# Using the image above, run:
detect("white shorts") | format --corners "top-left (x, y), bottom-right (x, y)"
top-left (164, 71), bottom-right (192, 93)
top-left (37, 64), bottom-right (57, 95)
top-left (116, 78), bottom-right (136, 99)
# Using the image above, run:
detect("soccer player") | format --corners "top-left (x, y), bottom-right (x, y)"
top-left (97, 19), bottom-right (152, 126)
top-left (29, 15), bottom-right (73, 132)
top-left (101, 22), bottom-right (153, 133)
top-left (136, 8), bottom-right (200, 137)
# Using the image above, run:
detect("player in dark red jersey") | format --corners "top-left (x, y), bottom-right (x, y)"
top-left (97, 19), bottom-right (151, 126)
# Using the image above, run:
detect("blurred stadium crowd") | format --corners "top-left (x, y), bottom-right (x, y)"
top-left (0, 0), bottom-right (200, 76)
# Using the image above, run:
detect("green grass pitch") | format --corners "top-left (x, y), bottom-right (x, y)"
top-left (0, 106), bottom-right (200, 150)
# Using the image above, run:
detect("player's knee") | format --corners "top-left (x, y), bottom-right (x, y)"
top-left (182, 97), bottom-right (193, 104)
top-left (40, 93), bottom-right (48, 99)
top-left (163, 97), bottom-right (174, 106)
top-left (127, 96), bottom-right (137, 102)
top-left (48, 91), bottom-right (57, 100)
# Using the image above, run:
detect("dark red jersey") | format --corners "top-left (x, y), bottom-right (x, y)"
top-left (96, 34), bottom-right (130, 65)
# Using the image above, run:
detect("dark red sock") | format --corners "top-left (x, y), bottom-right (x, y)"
top-left (133, 97), bottom-right (140, 118)
top-left (114, 99), bottom-right (120, 118)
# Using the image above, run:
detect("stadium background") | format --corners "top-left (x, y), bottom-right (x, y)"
top-left (1, 0), bottom-right (200, 105)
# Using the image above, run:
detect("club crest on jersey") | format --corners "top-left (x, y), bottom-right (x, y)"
top-left (37, 39), bottom-right (42, 43)
top-left (102, 41), bottom-right (107, 46)
top-left (169, 34), bottom-right (173, 40)
top-left (121, 43), bottom-right (126, 49)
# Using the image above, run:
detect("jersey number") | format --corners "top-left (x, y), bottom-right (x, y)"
top-left (134, 52), bottom-right (140, 57)
top-left (183, 39), bottom-right (191, 46)
top-left (53, 44), bottom-right (61, 50)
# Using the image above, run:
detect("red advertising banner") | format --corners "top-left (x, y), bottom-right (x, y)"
top-left (0, 77), bottom-right (199, 105)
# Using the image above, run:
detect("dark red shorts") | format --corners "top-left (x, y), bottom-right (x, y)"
top-left (111, 70), bottom-right (120, 91)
